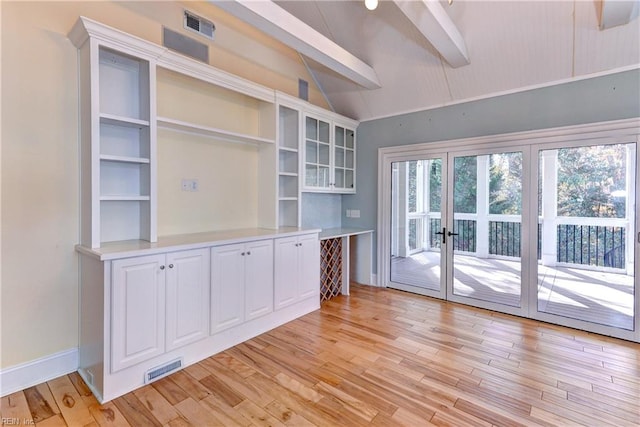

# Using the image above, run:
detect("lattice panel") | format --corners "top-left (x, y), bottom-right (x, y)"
top-left (320, 238), bottom-right (342, 302)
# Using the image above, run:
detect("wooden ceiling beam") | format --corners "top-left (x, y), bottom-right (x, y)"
top-left (393, 0), bottom-right (470, 68)
top-left (211, 0), bottom-right (381, 89)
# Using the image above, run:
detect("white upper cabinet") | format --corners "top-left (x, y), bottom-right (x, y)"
top-left (303, 113), bottom-right (357, 194)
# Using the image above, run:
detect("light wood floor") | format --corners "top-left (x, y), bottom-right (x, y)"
top-left (2, 285), bottom-right (640, 426)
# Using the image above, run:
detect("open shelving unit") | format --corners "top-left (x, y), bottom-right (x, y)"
top-left (70, 17), bottom-right (358, 248)
top-left (277, 104), bottom-right (300, 227)
top-left (90, 46), bottom-right (156, 247)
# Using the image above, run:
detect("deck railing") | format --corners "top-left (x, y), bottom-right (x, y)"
top-left (427, 214), bottom-right (628, 270)
top-left (556, 222), bottom-right (626, 269)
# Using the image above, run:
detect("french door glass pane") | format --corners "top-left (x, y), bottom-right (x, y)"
top-left (537, 143), bottom-right (636, 330)
top-left (452, 152), bottom-right (523, 307)
top-left (390, 159), bottom-right (442, 291)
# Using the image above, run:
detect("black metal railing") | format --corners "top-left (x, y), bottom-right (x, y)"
top-left (557, 224), bottom-right (626, 269)
top-left (427, 218), bottom-right (626, 269)
top-left (489, 221), bottom-right (520, 257)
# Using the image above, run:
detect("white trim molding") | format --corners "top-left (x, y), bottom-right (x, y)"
top-left (0, 348), bottom-right (78, 397)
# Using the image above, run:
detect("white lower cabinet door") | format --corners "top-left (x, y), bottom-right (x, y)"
top-left (165, 248), bottom-right (210, 351)
top-left (111, 254), bottom-right (166, 372)
top-left (211, 244), bottom-right (245, 333)
top-left (244, 240), bottom-right (274, 321)
top-left (297, 234), bottom-right (320, 299)
top-left (274, 236), bottom-right (299, 310)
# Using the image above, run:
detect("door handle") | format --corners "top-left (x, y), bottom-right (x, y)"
top-left (447, 231), bottom-right (459, 237)
top-left (435, 228), bottom-right (446, 244)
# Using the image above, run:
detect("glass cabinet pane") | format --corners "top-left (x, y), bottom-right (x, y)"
top-left (319, 121), bottom-right (330, 143)
top-left (345, 170), bottom-right (354, 189)
top-left (335, 127), bottom-right (345, 147)
top-left (319, 144), bottom-right (330, 166)
top-left (319, 166), bottom-right (330, 187)
top-left (306, 140), bottom-right (317, 163)
top-left (306, 117), bottom-right (317, 140)
top-left (346, 129), bottom-right (355, 149)
top-left (334, 169), bottom-right (344, 188)
top-left (335, 147), bottom-right (345, 167)
top-left (345, 150), bottom-right (354, 169)
top-left (305, 165), bottom-right (317, 187)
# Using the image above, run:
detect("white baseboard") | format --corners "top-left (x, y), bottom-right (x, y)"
top-left (370, 273), bottom-right (379, 286)
top-left (0, 348), bottom-right (78, 397)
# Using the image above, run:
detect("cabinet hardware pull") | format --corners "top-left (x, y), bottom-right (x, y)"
top-left (247, 251), bottom-right (251, 255)
top-left (169, 264), bottom-right (174, 268)
top-left (160, 265), bottom-right (165, 270)
top-left (241, 252), bottom-right (245, 256)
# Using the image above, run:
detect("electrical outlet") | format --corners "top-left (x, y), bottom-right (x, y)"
top-left (346, 209), bottom-right (352, 218)
top-left (181, 179), bottom-right (199, 192)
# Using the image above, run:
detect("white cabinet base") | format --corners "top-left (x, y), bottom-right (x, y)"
top-left (77, 228), bottom-right (319, 403)
top-left (79, 292), bottom-right (318, 403)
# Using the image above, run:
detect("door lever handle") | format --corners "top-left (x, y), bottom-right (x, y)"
top-left (435, 228), bottom-right (446, 244)
top-left (447, 231), bottom-right (459, 236)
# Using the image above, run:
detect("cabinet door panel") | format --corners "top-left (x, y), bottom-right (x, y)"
top-left (211, 244), bottom-right (245, 333)
top-left (166, 248), bottom-right (210, 351)
top-left (298, 234), bottom-right (320, 300)
top-left (245, 240), bottom-right (274, 320)
top-left (111, 254), bottom-right (165, 372)
top-left (274, 237), bottom-right (299, 310)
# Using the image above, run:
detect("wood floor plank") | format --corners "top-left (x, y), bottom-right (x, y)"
top-left (233, 399), bottom-right (286, 427)
top-left (47, 375), bottom-right (94, 426)
top-left (133, 384), bottom-right (181, 425)
top-left (112, 392), bottom-right (162, 427)
top-left (13, 285), bottom-right (640, 427)
top-left (263, 399), bottom-right (316, 427)
top-left (86, 401), bottom-right (132, 427)
top-left (151, 377), bottom-right (189, 406)
top-left (198, 356), bottom-right (275, 407)
top-left (23, 385), bottom-right (57, 423)
top-left (173, 397), bottom-right (225, 426)
top-left (1, 391), bottom-right (34, 425)
top-left (199, 395), bottom-right (252, 427)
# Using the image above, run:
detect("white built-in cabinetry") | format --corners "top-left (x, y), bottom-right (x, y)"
top-left (111, 248), bottom-right (209, 372)
top-left (69, 16), bottom-right (351, 403)
top-left (303, 113), bottom-right (357, 193)
top-left (84, 43), bottom-right (159, 248)
top-left (210, 240), bottom-right (274, 333)
top-left (274, 234), bottom-right (321, 309)
top-left (77, 229), bottom-right (319, 403)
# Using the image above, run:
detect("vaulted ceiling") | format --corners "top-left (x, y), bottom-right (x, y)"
top-left (215, 0), bottom-right (640, 122)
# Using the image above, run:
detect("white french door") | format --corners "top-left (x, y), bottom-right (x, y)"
top-left (445, 148), bottom-right (529, 317)
top-left (378, 120), bottom-right (639, 342)
top-left (386, 148), bottom-right (529, 317)
top-left (389, 154), bottom-right (447, 299)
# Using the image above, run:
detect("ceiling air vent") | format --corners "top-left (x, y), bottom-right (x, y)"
top-left (184, 10), bottom-right (215, 40)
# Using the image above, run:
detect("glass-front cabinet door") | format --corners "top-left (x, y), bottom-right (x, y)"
top-left (304, 115), bottom-right (331, 190)
top-left (334, 125), bottom-right (356, 192)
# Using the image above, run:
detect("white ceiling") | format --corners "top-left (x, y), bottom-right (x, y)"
top-left (220, 1), bottom-right (640, 121)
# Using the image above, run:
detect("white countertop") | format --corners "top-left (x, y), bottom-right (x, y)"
top-left (318, 227), bottom-right (374, 240)
top-left (77, 227), bottom-right (321, 260)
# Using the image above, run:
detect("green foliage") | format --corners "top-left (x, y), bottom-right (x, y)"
top-left (429, 159), bottom-right (442, 211)
top-left (489, 152), bottom-right (522, 215)
top-left (454, 156), bottom-right (477, 213)
top-left (556, 144), bottom-right (627, 218)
